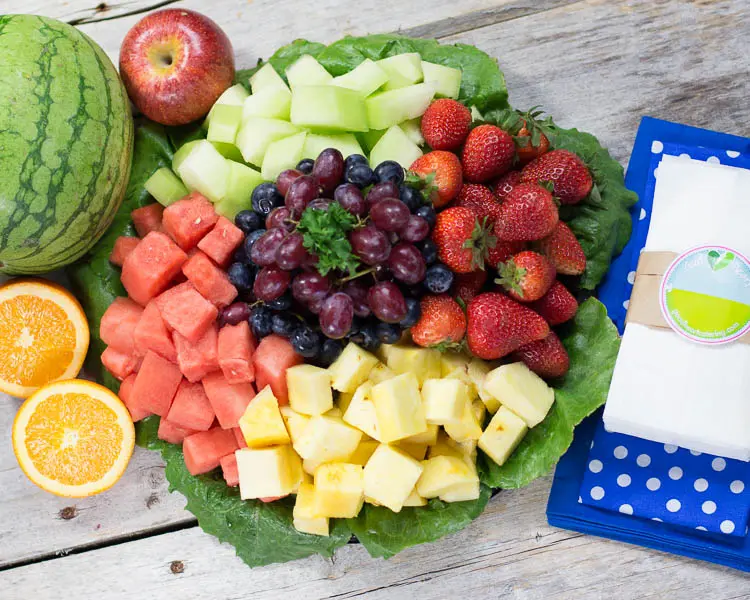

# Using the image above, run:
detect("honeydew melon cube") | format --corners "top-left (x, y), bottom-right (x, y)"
top-left (303, 133), bottom-right (364, 162)
top-left (401, 423), bottom-right (438, 446)
top-left (377, 53), bottom-right (423, 90)
top-left (214, 161), bottom-right (264, 219)
top-left (416, 455), bottom-right (478, 499)
top-left (328, 343), bottom-right (379, 393)
top-left (290, 85), bottom-right (368, 132)
top-left (369, 125), bottom-right (423, 169)
top-left (370, 372), bottom-right (427, 443)
top-left (401, 118), bottom-right (425, 146)
top-left (286, 54), bottom-right (333, 89)
top-left (483, 363), bottom-right (555, 427)
top-left (363, 444), bottom-right (424, 512)
top-left (478, 405), bottom-right (528, 467)
top-left (403, 487), bottom-right (427, 507)
top-left (205, 83), bottom-right (249, 127)
top-left (175, 140), bottom-right (230, 203)
top-left (207, 104), bottom-right (243, 144)
top-left (144, 167), bottom-right (188, 207)
top-left (241, 87), bottom-right (293, 121)
top-left (331, 58), bottom-right (389, 96)
top-left (236, 445), bottom-right (300, 499)
top-left (238, 385), bottom-right (290, 448)
top-left (286, 364), bottom-right (333, 416)
top-left (444, 395), bottom-right (483, 443)
top-left (382, 344), bottom-right (441, 386)
top-left (279, 405), bottom-right (311, 445)
top-left (342, 381), bottom-right (381, 441)
top-left (421, 60), bottom-right (462, 99)
top-left (293, 415), bottom-right (362, 464)
top-left (261, 132), bottom-right (308, 181)
top-left (313, 463), bottom-right (365, 518)
top-left (367, 362), bottom-right (395, 385)
top-left (422, 378), bottom-right (467, 425)
top-left (347, 439), bottom-right (379, 466)
top-left (366, 83), bottom-right (437, 131)
top-left (172, 140), bottom-right (200, 173)
top-left (397, 442), bottom-right (428, 461)
top-left (236, 117), bottom-right (301, 167)
top-left (293, 483), bottom-right (329, 536)
top-left (250, 62), bottom-right (289, 94)
top-left (439, 480), bottom-right (480, 502)
top-left (211, 142), bottom-right (245, 163)
top-left (359, 129), bottom-right (386, 154)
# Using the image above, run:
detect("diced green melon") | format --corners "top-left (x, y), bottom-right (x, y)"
top-left (175, 140), bottom-right (230, 203)
top-left (144, 167), bottom-right (189, 207)
top-left (249, 63), bottom-right (289, 94)
top-left (400, 118), bottom-right (424, 146)
top-left (207, 104), bottom-right (243, 145)
top-left (377, 53), bottom-right (423, 90)
top-left (366, 83), bottom-right (437, 130)
top-left (303, 133), bottom-right (364, 161)
top-left (331, 58), bottom-right (388, 96)
top-left (471, 105), bottom-right (483, 121)
top-left (172, 140), bottom-right (201, 173)
top-left (286, 55), bottom-right (333, 89)
top-left (369, 125), bottom-right (423, 169)
top-left (421, 61), bottom-right (462, 99)
top-left (290, 86), bottom-right (368, 132)
top-left (205, 83), bottom-right (249, 127)
top-left (242, 87), bottom-right (292, 121)
top-left (359, 129), bottom-right (386, 154)
top-left (211, 142), bottom-right (245, 163)
top-left (215, 161), bottom-right (264, 218)
top-left (236, 118), bottom-right (301, 166)
top-left (261, 132), bottom-right (308, 181)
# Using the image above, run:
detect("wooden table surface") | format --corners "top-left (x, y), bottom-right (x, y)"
top-left (2, 0), bottom-right (750, 597)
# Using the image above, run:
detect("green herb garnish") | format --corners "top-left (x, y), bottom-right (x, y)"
top-left (297, 202), bottom-right (360, 276)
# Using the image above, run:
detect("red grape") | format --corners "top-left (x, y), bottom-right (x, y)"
top-left (292, 272), bottom-right (331, 303)
top-left (342, 280), bottom-right (371, 317)
top-left (220, 302), bottom-right (250, 326)
top-left (388, 242), bottom-right (426, 285)
top-left (250, 227), bottom-right (286, 266)
top-left (276, 169), bottom-right (303, 197)
top-left (350, 225), bottom-right (391, 265)
top-left (253, 266), bottom-right (291, 301)
top-left (312, 148), bottom-right (345, 194)
top-left (266, 207), bottom-right (295, 232)
top-left (275, 232), bottom-right (309, 270)
top-left (370, 198), bottom-right (410, 232)
top-left (334, 183), bottom-right (366, 216)
top-left (399, 215), bottom-right (430, 242)
top-left (285, 175), bottom-right (320, 217)
top-left (367, 281), bottom-right (407, 323)
top-left (307, 198), bottom-right (332, 211)
top-left (366, 181), bottom-right (399, 208)
top-left (308, 296), bottom-right (325, 314)
top-left (319, 292), bottom-right (354, 339)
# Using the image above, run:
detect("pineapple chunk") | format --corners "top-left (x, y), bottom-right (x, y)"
top-left (403, 487), bottom-right (428, 507)
top-left (293, 483), bottom-right (329, 536)
top-left (289, 449), bottom-right (305, 493)
top-left (343, 381), bottom-right (381, 441)
top-left (398, 442), bottom-right (428, 461)
top-left (472, 399), bottom-right (486, 425)
top-left (371, 372), bottom-right (427, 443)
top-left (484, 363), bottom-right (555, 427)
top-left (236, 446), bottom-right (300, 499)
top-left (458, 439), bottom-right (478, 466)
top-left (286, 364), bottom-right (333, 415)
top-left (429, 432), bottom-right (476, 469)
top-left (439, 480), bottom-right (480, 502)
top-left (328, 343), bottom-right (379, 392)
top-left (348, 439), bottom-right (379, 466)
top-left (478, 405), bottom-right (528, 466)
top-left (314, 463), bottom-right (365, 518)
top-left (293, 415), bottom-right (362, 464)
top-left (279, 405), bottom-right (310, 445)
top-left (440, 352), bottom-right (470, 377)
top-left (337, 391), bottom-right (354, 413)
top-left (238, 386), bottom-right (290, 448)
top-left (401, 423), bottom-right (438, 446)
top-left (416, 455), bottom-right (479, 498)
top-left (368, 361), bottom-right (395, 384)
top-left (445, 367), bottom-right (478, 399)
top-left (443, 395), bottom-right (483, 443)
top-left (467, 358), bottom-right (499, 413)
top-left (422, 378), bottom-right (467, 425)
top-left (363, 444), bottom-right (424, 512)
top-left (382, 345), bottom-right (441, 385)
top-left (325, 407), bottom-right (343, 418)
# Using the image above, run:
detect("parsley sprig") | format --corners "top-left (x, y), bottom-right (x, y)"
top-left (297, 203), bottom-right (360, 276)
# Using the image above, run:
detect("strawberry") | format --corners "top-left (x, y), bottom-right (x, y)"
top-left (535, 221), bottom-right (586, 276)
top-left (456, 183), bottom-right (502, 224)
top-left (455, 270), bottom-right (487, 305)
top-left (521, 149), bottom-right (593, 205)
top-left (467, 292), bottom-right (549, 360)
top-left (461, 124), bottom-right (515, 183)
top-left (513, 108), bottom-right (552, 165)
top-left (486, 239), bottom-right (526, 269)
top-left (432, 207), bottom-right (494, 274)
top-left (513, 332), bottom-right (570, 379)
top-left (420, 99), bottom-right (472, 151)
top-left (530, 280), bottom-right (578, 326)
top-left (409, 151), bottom-right (463, 208)
top-left (493, 170), bottom-right (522, 200)
top-left (411, 295), bottom-right (467, 348)
top-left (494, 183), bottom-right (559, 241)
top-left (496, 250), bottom-right (556, 302)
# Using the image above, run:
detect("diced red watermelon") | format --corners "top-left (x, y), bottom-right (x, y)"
top-left (154, 282), bottom-right (218, 343)
top-left (131, 203), bottom-right (164, 237)
top-left (133, 301), bottom-right (176, 362)
top-left (166, 380), bottom-right (216, 431)
top-left (119, 374), bottom-right (151, 422)
top-left (220, 453), bottom-right (240, 487)
top-left (217, 321), bottom-right (256, 384)
top-left (162, 192), bottom-right (219, 251)
top-left (197, 217), bottom-right (245, 267)
top-left (121, 232), bottom-right (188, 306)
top-left (183, 427), bottom-right (238, 475)
top-left (109, 237), bottom-right (140, 267)
top-left (130, 350), bottom-right (183, 417)
top-left (201, 372), bottom-right (256, 429)
top-left (158, 418), bottom-right (198, 445)
top-left (182, 251), bottom-right (238, 308)
top-left (100, 297), bottom-right (143, 355)
top-left (173, 326), bottom-right (219, 383)
top-left (253, 334), bottom-right (302, 405)
top-left (101, 347), bottom-right (141, 381)
top-left (232, 427), bottom-right (247, 449)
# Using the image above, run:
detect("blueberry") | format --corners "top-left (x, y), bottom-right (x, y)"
top-left (348, 322), bottom-right (380, 352)
top-left (250, 306), bottom-right (273, 338)
top-left (290, 326), bottom-right (322, 359)
top-left (265, 293), bottom-right (292, 311)
top-left (227, 262), bottom-right (255, 291)
top-left (318, 338), bottom-right (344, 367)
top-left (296, 158), bottom-right (315, 174)
top-left (424, 263), bottom-right (454, 294)
top-left (235, 209), bottom-right (264, 234)
top-left (400, 297), bottom-right (421, 328)
top-left (376, 322), bottom-right (402, 344)
top-left (399, 184), bottom-right (422, 213)
top-left (344, 154), bottom-right (369, 172)
top-left (374, 160), bottom-right (405, 186)
top-left (271, 313), bottom-right (298, 338)
top-left (243, 228), bottom-right (267, 260)
top-left (345, 163), bottom-right (375, 188)
top-left (233, 245), bottom-right (249, 264)
top-left (416, 205), bottom-right (437, 228)
top-left (419, 239), bottom-right (438, 266)
top-left (251, 183), bottom-right (284, 216)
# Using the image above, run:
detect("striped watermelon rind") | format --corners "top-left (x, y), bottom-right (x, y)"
top-left (0, 15), bottom-right (134, 274)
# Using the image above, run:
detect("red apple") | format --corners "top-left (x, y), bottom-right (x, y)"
top-left (119, 9), bottom-right (235, 126)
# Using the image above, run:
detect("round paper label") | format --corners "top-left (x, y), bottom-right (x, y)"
top-left (660, 245), bottom-right (750, 345)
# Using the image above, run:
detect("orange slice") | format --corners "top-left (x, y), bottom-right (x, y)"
top-left (0, 279), bottom-right (89, 398)
top-left (12, 379), bottom-right (135, 497)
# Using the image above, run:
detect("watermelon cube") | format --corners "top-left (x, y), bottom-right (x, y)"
top-left (197, 217), bottom-right (245, 266)
top-left (220, 453), bottom-right (240, 487)
top-left (131, 203), bottom-right (164, 237)
top-left (162, 192), bottom-right (219, 251)
top-left (218, 321), bottom-right (256, 384)
top-left (166, 380), bottom-right (216, 431)
top-left (100, 297), bottom-right (144, 355)
top-left (253, 334), bottom-right (303, 405)
top-left (134, 301), bottom-right (176, 362)
top-left (130, 350), bottom-right (183, 417)
top-left (173, 325), bottom-right (220, 383)
top-left (202, 371), bottom-right (256, 429)
top-left (121, 232), bottom-right (188, 306)
top-left (155, 282), bottom-right (218, 343)
top-left (232, 426), bottom-right (248, 449)
top-left (182, 251), bottom-right (238, 308)
top-left (101, 347), bottom-right (141, 381)
top-left (109, 237), bottom-right (140, 267)
top-left (158, 418), bottom-right (198, 445)
top-left (119, 374), bottom-right (151, 422)
top-left (183, 427), bottom-right (239, 475)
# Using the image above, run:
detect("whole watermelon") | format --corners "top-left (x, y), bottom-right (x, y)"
top-left (0, 15), bottom-right (133, 274)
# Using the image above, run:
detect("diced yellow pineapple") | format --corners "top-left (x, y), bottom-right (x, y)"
top-left (398, 441), bottom-right (428, 460)
top-left (279, 405), bottom-right (310, 445)
top-left (370, 372), bottom-right (427, 443)
top-left (383, 345), bottom-right (441, 385)
top-left (416, 455), bottom-right (479, 498)
top-left (303, 457), bottom-right (322, 476)
top-left (342, 381), bottom-right (381, 441)
top-left (472, 399), bottom-right (486, 425)
top-left (302, 470), bottom-right (314, 485)
top-left (458, 439), bottom-right (478, 466)
top-left (337, 391), bottom-right (354, 413)
top-left (286, 364), bottom-right (333, 415)
top-left (422, 378), bottom-right (467, 425)
top-left (443, 395), bottom-right (483, 443)
top-left (467, 358), bottom-right (499, 413)
top-left (439, 480), bottom-right (480, 502)
top-left (328, 343), bottom-right (379, 392)
top-left (289, 449), bottom-right (305, 493)
top-left (314, 463), bottom-right (365, 518)
top-left (445, 367), bottom-right (478, 399)
top-left (478, 405), bottom-right (528, 466)
top-left (363, 444), bottom-right (424, 512)
top-left (368, 361), bottom-right (395, 384)
top-left (325, 407), bottom-right (343, 418)
top-left (401, 423), bottom-right (438, 445)
top-left (428, 431), bottom-right (475, 469)
top-left (293, 415), bottom-right (362, 465)
top-left (238, 386), bottom-right (290, 448)
top-left (403, 486), bottom-right (427, 507)
top-left (440, 352), bottom-right (470, 377)
top-left (293, 483), bottom-right (329, 536)
top-left (484, 362), bottom-right (555, 427)
top-left (348, 439), bottom-right (379, 466)
top-left (236, 446), bottom-right (299, 499)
